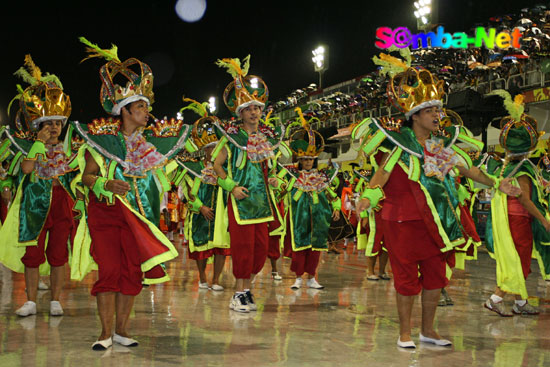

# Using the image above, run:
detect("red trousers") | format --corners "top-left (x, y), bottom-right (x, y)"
top-left (88, 196), bottom-right (143, 296)
top-left (22, 186), bottom-right (73, 268)
top-left (227, 198), bottom-right (268, 279)
top-left (290, 249), bottom-right (321, 276)
top-left (382, 219), bottom-right (448, 296)
top-left (189, 247), bottom-right (230, 261)
top-left (509, 215), bottom-right (533, 279)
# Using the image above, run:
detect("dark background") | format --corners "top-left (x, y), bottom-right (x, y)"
top-left (0, 0), bottom-right (541, 124)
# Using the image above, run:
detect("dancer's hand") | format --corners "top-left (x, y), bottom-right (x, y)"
top-left (232, 186), bottom-right (249, 200)
top-left (356, 198), bottom-right (371, 215)
top-left (268, 177), bottom-right (279, 188)
top-left (36, 125), bottom-right (51, 143)
top-left (332, 209), bottom-right (340, 221)
top-left (498, 178), bottom-right (521, 197)
top-left (200, 206), bottom-right (215, 221)
top-left (105, 179), bottom-right (130, 195)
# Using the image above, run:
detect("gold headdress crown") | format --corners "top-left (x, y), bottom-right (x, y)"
top-left (288, 107), bottom-right (324, 158)
top-left (216, 55), bottom-right (268, 115)
top-left (9, 55), bottom-right (71, 132)
top-left (490, 90), bottom-right (542, 155)
top-left (79, 37), bottom-right (154, 116)
top-left (373, 47), bottom-right (444, 119)
top-left (180, 97), bottom-right (219, 151)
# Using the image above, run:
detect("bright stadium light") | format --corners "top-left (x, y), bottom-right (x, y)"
top-left (208, 96), bottom-right (217, 114)
top-left (413, 0), bottom-right (432, 30)
top-left (311, 45), bottom-right (329, 89)
top-left (250, 77), bottom-right (259, 89)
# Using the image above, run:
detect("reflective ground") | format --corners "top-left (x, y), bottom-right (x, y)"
top-left (0, 240), bottom-right (549, 367)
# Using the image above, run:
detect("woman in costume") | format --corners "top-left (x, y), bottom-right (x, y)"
top-left (74, 38), bottom-right (189, 350)
top-left (0, 55), bottom-right (78, 317)
top-left (355, 48), bottom-right (519, 348)
top-left (281, 108), bottom-right (341, 290)
top-left (175, 98), bottom-right (230, 291)
top-left (212, 55), bottom-right (288, 313)
top-left (483, 90), bottom-right (550, 316)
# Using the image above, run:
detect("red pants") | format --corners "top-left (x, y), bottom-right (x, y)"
top-left (189, 247), bottom-right (230, 261)
top-left (290, 249), bottom-right (321, 276)
top-left (382, 219), bottom-right (448, 296)
top-left (21, 186), bottom-right (73, 268)
top-left (227, 198), bottom-right (268, 279)
top-left (509, 215), bottom-right (533, 279)
top-left (88, 196), bottom-right (143, 296)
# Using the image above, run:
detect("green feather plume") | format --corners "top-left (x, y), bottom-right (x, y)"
top-left (215, 55), bottom-right (251, 79)
top-left (489, 89), bottom-right (524, 122)
top-left (372, 46), bottom-right (412, 78)
top-left (79, 36), bottom-right (120, 63)
top-left (180, 97), bottom-right (209, 117)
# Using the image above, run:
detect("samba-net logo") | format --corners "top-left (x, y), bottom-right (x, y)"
top-left (375, 26), bottom-right (523, 49)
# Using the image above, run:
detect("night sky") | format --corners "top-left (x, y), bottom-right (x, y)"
top-left (0, 0), bottom-right (542, 125)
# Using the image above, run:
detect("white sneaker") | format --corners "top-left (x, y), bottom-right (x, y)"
top-left (307, 278), bottom-right (324, 289)
top-left (271, 272), bottom-right (283, 281)
top-left (211, 284), bottom-right (224, 291)
top-left (16, 301), bottom-right (37, 317)
top-left (291, 277), bottom-right (303, 290)
top-left (229, 293), bottom-right (249, 313)
top-left (50, 301), bottom-right (63, 316)
top-left (38, 280), bottom-right (49, 290)
top-left (198, 282), bottom-right (209, 289)
top-left (92, 337), bottom-right (112, 351)
top-left (113, 333), bottom-right (139, 347)
top-left (244, 290), bottom-right (257, 311)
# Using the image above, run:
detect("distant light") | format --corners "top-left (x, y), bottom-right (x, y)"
top-left (414, 1), bottom-right (420, 9)
top-left (421, 16), bottom-right (428, 24)
top-left (175, 0), bottom-right (207, 23)
top-left (208, 96), bottom-right (216, 113)
top-left (177, 112), bottom-right (183, 120)
top-left (250, 78), bottom-right (259, 89)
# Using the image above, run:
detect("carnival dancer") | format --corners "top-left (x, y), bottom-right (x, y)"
top-left (212, 55), bottom-right (287, 313)
top-left (0, 55), bottom-right (78, 317)
top-left (73, 38), bottom-right (189, 350)
top-left (175, 98), bottom-right (230, 291)
top-left (353, 164), bottom-right (389, 281)
top-left (282, 108), bottom-right (341, 290)
top-left (161, 184), bottom-right (182, 241)
top-left (483, 90), bottom-right (550, 317)
top-left (355, 48), bottom-right (519, 348)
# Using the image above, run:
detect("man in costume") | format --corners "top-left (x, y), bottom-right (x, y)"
top-left (281, 108), bottom-right (341, 290)
top-left (483, 90), bottom-right (550, 316)
top-left (355, 48), bottom-right (519, 348)
top-left (0, 55), bottom-right (77, 317)
top-left (175, 98), bottom-right (230, 291)
top-left (212, 55), bottom-right (287, 313)
top-left (74, 38), bottom-right (189, 350)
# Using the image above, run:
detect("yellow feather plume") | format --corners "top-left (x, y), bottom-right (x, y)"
top-left (215, 55), bottom-right (250, 79)
top-left (24, 54), bottom-right (42, 81)
top-left (294, 107), bottom-right (310, 130)
top-left (489, 89), bottom-right (524, 122)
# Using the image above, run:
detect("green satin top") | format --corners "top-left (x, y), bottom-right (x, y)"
top-left (18, 172), bottom-right (76, 242)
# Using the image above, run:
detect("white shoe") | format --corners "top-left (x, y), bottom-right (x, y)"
top-left (198, 282), bottom-right (209, 289)
top-left (38, 280), bottom-right (49, 290)
top-left (419, 333), bottom-right (452, 346)
top-left (113, 333), bottom-right (139, 347)
top-left (271, 272), bottom-right (283, 281)
top-left (306, 278), bottom-right (324, 289)
top-left (211, 284), bottom-right (224, 291)
top-left (291, 277), bottom-right (303, 290)
top-left (50, 301), bottom-right (63, 316)
top-left (229, 293), bottom-right (250, 313)
top-left (397, 337), bottom-right (416, 349)
top-left (92, 337), bottom-right (113, 351)
top-left (244, 290), bottom-right (257, 311)
top-left (16, 301), bottom-right (37, 317)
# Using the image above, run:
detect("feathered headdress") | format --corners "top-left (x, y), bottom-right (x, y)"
top-left (288, 107), bottom-right (324, 158)
top-left (490, 89), bottom-right (541, 155)
top-left (216, 55), bottom-right (268, 116)
top-left (79, 36), bottom-right (154, 115)
top-left (373, 46), bottom-right (444, 120)
top-left (9, 54), bottom-right (71, 132)
top-left (180, 97), bottom-right (219, 151)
